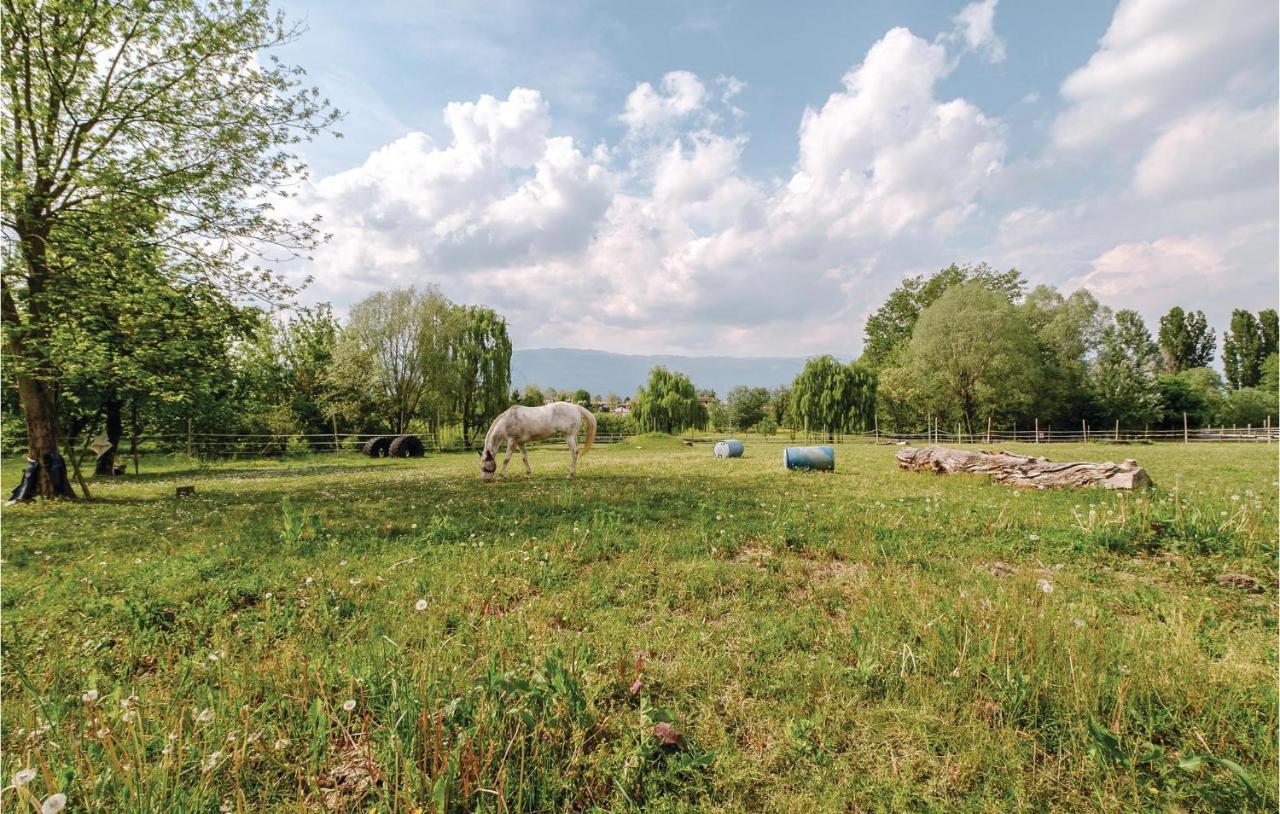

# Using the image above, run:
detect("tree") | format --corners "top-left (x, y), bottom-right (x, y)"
top-left (2, 0), bottom-right (339, 495)
top-left (1157, 307), bottom-right (1215, 372)
top-left (891, 283), bottom-right (1042, 434)
top-left (1092, 310), bottom-right (1162, 426)
top-left (862, 263), bottom-right (1025, 369)
top-left (334, 288), bottom-right (456, 434)
top-left (632, 367), bottom-right (705, 434)
top-left (452, 306), bottom-right (512, 448)
top-left (1217, 388), bottom-right (1274, 427)
top-left (789, 356), bottom-right (876, 439)
top-left (1019, 285), bottom-right (1110, 423)
top-left (1261, 309), bottom-right (1279, 358)
top-left (516, 384), bottom-right (546, 407)
top-left (726, 386), bottom-right (770, 431)
top-left (1223, 310), bottom-right (1267, 389)
top-left (571, 389), bottom-right (593, 409)
top-left (767, 386), bottom-right (791, 427)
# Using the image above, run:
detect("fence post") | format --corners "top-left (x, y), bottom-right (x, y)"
top-left (986, 415), bottom-right (992, 445)
top-left (1183, 412), bottom-right (1188, 444)
top-left (1114, 419), bottom-right (1119, 441)
top-left (331, 414), bottom-right (339, 453)
top-left (1034, 418), bottom-right (1039, 444)
top-left (187, 417), bottom-right (194, 458)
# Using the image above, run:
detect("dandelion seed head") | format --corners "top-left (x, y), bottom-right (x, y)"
top-left (342, 698), bottom-right (356, 712)
top-left (13, 768), bottom-right (36, 786)
top-left (41, 793), bottom-right (67, 814)
top-left (415, 599), bottom-right (428, 612)
top-left (82, 689), bottom-right (99, 703)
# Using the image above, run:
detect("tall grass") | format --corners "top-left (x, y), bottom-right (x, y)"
top-left (1, 441), bottom-right (1274, 811)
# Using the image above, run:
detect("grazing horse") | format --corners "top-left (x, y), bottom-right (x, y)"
top-left (479, 401), bottom-right (597, 482)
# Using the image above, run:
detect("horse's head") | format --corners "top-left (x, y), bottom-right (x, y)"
top-left (479, 448), bottom-right (497, 482)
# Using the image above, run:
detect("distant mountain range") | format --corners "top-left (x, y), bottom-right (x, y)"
top-left (511, 348), bottom-right (807, 397)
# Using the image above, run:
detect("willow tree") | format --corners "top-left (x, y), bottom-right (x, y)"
top-left (632, 367), bottom-right (704, 434)
top-left (452, 306), bottom-right (512, 448)
top-left (2, 0), bottom-right (339, 496)
top-left (788, 356), bottom-right (876, 440)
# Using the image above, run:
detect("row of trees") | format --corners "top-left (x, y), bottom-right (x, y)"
top-left (866, 264), bottom-right (1276, 434)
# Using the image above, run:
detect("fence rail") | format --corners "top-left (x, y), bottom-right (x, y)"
top-left (4, 425), bottom-right (1276, 460)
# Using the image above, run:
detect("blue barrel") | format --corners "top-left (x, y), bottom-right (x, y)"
top-left (783, 445), bottom-right (835, 470)
top-left (713, 439), bottom-right (744, 458)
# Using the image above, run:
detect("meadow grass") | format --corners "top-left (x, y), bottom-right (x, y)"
top-left (0, 438), bottom-right (1275, 812)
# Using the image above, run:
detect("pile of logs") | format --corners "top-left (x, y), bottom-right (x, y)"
top-left (896, 445), bottom-right (1153, 490)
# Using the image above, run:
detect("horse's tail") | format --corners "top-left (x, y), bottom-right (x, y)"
top-left (578, 404), bottom-right (597, 459)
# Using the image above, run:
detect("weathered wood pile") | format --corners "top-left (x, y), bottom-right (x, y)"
top-left (896, 445), bottom-right (1153, 490)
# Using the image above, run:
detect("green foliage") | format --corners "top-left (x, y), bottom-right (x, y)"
top-left (1093, 310), bottom-right (1162, 426)
top-left (1157, 368), bottom-right (1223, 428)
top-left (1157, 307), bottom-right (1215, 372)
top-left (451, 305), bottom-right (512, 447)
top-left (1019, 286), bottom-right (1110, 424)
top-left (789, 356), bottom-right (876, 437)
top-left (726, 385), bottom-right (770, 431)
top-left (887, 283), bottom-right (1041, 433)
top-left (1223, 310), bottom-right (1266, 389)
top-left (1217, 388), bottom-right (1275, 427)
top-left (861, 263), bottom-right (1025, 369)
top-left (632, 367), bottom-right (706, 433)
top-left (571, 389), bottom-right (593, 408)
top-left (2, 0), bottom-right (341, 459)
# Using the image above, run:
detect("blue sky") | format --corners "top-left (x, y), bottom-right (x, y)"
top-left (271, 0), bottom-right (1278, 357)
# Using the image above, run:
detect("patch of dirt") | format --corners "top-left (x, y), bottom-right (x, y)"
top-left (1217, 573), bottom-right (1264, 594)
top-left (809, 560), bottom-right (868, 584)
top-left (318, 737), bottom-right (379, 813)
top-left (734, 546), bottom-right (773, 565)
top-left (985, 561), bottom-right (1017, 578)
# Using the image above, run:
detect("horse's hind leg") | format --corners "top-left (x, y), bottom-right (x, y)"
top-left (520, 443), bottom-right (532, 475)
top-left (566, 436), bottom-right (579, 478)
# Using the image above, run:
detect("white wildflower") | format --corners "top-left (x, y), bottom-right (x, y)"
top-left (201, 751), bottom-right (222, 772)
top-left (415, 599), bottom-right (428, 612)
top-left (195, 708), bottom-right (214, 723)
top-left (1036, 579), bottom-right (1053, 594)
top-left (13, 768), bottom-right (36, 786)
top-left (342, 699), bottom-right (356, 712)
top-left (81, 689), bottom-right (99, 703)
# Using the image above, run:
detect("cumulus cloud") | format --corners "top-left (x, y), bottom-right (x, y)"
top-left (286, 19), bottom-right (1011, 355)
top-left (1050, 0), bottom-right (1276, 156)
top-left (286, 0), bottom-right (1273, 357)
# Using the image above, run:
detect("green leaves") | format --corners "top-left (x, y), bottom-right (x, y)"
top-left (788, 355), bottom-right (876, 437)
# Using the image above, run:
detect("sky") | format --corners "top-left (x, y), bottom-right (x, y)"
top-left (269, 0), bottom-right (1279, 358)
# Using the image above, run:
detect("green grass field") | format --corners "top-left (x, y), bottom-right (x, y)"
top-left (1, 438), bottom-right (1276, 812)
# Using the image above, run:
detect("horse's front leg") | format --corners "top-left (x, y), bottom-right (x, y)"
top-left (566, 436), bottom-right (578, 478)
top-left (498, 438), bottom-right (516, 478)
top-left (519, 443), bottom-right (532, 475)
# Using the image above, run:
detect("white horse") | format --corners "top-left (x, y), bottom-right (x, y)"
top-left (479, 401), bottom-right (597, 482)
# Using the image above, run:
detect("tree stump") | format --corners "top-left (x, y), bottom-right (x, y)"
top-left (896, 445), bottom-right (1153, 490)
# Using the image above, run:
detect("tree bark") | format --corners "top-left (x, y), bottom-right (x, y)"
top-left (94, 397), bottom-right (124, 475)
top-left (896, 445), bottom-right (1153, 490)
top-left (15, 372), bottom-right (64, 497)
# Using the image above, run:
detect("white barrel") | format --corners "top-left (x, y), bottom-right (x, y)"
top-left (713, 439), bottom-right (745, 458)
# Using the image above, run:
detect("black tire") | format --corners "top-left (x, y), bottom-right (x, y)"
top-left (388, 435), bottom-right (425, 458)
top-left (362, 436), bottom-right (392, 457)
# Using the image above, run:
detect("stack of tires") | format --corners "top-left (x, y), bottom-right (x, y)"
top-left (363, 435), bottom-right (425, 458)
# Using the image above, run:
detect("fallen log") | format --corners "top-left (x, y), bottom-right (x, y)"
top-left (896, 445), bottom-right (1153, 490)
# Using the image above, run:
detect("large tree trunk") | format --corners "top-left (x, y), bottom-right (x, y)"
top-left (15, 373), bottom-right (65, 497)
top-left (896, 445), bottom-right (1153, 490)
top-left (94, 398), bottom-right (124, 475)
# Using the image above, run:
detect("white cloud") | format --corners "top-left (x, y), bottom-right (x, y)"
top-left (1132, 104), bottom-right (1278, 200)
top-left (621, 71), bottom-right (707, 134)
top-left (1051, 0), bottom-right (1276, 156)
top-left (286, 0), bottom-right (1273, 358)
top-left (947, 0), bottom-right (1006, 64)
